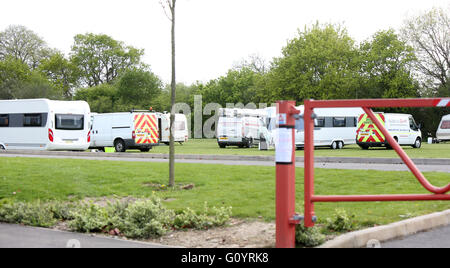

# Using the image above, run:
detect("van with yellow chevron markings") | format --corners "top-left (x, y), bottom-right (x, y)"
top-left (356, 113), bottom-right (422, 150)
top-left (90, 112), bottom-right (159, 152)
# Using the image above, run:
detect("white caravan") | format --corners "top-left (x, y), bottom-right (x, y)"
top-left (295, 107), bottom-right (364, 149)
top-left (263, 106), bottom-right (364, 150)
top-left (157, 113), bottom-right (189, 144)
top-left (436, 114), bottom-right (450, 142)
top-left (357, 113), bottom-right (422, 149)
top-left (90, 112), bottom-right (159, 152)
top-left (0, 99), bottom-right (91, 151)
top-left (217, 108), bottom-right (267, 148)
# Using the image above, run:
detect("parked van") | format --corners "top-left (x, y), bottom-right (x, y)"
top-left (436, 114), bottom-right (450, 142)
top-left (356, 113), bottom-right (422, 149)
top-left (157, 113), bottom-right (189, 144)
top-left (217, 108), bottom-right (266, 148)
top-left (0, 99), bottom-right (91, 151)
top-left (294, 107), bottom-right (364, 149)
top-left (90, 112), bottom-right (159, 152)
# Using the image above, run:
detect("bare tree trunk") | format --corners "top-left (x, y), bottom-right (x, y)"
top-left (168, 0), bottom-right (176, 187)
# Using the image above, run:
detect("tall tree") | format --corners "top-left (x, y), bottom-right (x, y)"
top-left (268, 23), bottom-right (360, 102)
top-left (70, 33), bottom-right (145, 87)
top-left (160, 0), bottom-right (177, 187)
top-left (401, 7), bottom-right (450, 96)
top-left (0, 25), bottom-right (53, 70)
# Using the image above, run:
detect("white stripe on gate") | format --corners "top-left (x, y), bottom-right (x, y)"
top-left (437, 99), bottom-right (450, 107)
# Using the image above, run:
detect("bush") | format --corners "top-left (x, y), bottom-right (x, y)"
top-left (115, 199), bottom-right (175, 239)
top-left (173, 203), bottom-right (232, 230)
top-left (295, 224), bottom-right (326, 247)
top-left (325, 208), bottom-right (356, 232)
top-left (68, 202), bottom-right (109, 233)
top-left (0, 201), bottom-right (57, 228)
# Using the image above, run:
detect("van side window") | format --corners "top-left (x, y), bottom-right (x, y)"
top-left (315, 117), bottom-right (325, 128)
top-left (0, 114), bottom-right (8, 127)
top-left (23, 114), bottom-right (42, 127)
top-left (333, 117), bottom-right (346, 127)
top-left (409, 117), bottom-right (418, 131)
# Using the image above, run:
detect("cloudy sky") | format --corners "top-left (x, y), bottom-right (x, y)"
top-left (1, 0), bottom-right (448, 85)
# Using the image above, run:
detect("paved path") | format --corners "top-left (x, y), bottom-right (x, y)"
top-left (0, 223), bottom-right (168, 248)
top-left (2, 153), bottom-right (450, 173)
top-left (381, 225), bottom-right (450, 248)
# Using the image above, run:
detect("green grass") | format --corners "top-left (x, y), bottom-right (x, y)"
top-left (1, 157), bottom-right (449, 227)
top-left (136, 139), bottom-right (450, 159)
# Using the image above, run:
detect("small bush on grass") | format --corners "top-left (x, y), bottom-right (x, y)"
top-left (295, 224), bottom-right (326, 248)
top-left (325, 208), bottom-right (356, 232)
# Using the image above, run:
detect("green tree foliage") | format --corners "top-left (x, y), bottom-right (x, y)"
top-left (39, 52), bottom-right (80, 98)
top-left (70, 33), bottom-right (145, 87)
top-left (115, 68), bottom-right (163, 110)
top-left (359, 30), bottom-right (418, 99)
top-left (268, 23), bottom-right (360, 102)
top-left (74, 83), bottom-right (118, 113)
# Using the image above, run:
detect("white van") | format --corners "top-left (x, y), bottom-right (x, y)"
top-left (263, 106), bottom-right (363, 150)
top-left (436, 115), bottom-right (450, 142)
top-left (0, 99), bottom-right (91, 151)
top-left (217, 108), bottom-right (266, 148)
top-left (157, 113), bottom-right (189, 144)
top-left (90, 112), bottom-right (159, 152)
top-left (357, 113), bottom-right (422, 149)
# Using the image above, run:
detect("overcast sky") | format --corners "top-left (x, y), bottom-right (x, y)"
top-left (1, 0), bottom-right (449, 85)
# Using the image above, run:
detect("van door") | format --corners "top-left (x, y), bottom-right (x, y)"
top-left (408, 116), bottom-right (420, 144)
top-left (93, 116), bottom-right (112, 147)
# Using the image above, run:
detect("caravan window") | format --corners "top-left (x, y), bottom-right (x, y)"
top-left (315, 117), bottom-right (325, 128)
top-left (23, 114), bottom-right (42, 127)
top-left (55, 114), bottom-right (84, 130)
top-left (333, 117), bottom-right (346, 127)
top-left (0, 115), bottom-right (8, 127)
top-left (440, 121), bottom-right (450, 129)
top-left (174, 121), bottom-right (185, 131)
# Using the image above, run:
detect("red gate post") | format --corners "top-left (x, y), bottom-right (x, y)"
top-left (303, 100), bottom-right (316, 227)
top-left (275, 101), bottom-right (299, 248)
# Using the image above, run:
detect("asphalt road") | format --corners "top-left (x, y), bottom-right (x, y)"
top-left (2, 153), bottom-right (450, 173)
top-left (0, 223), bottom-right (168, 248)
top-left (381, 225), bottom-right (450, 248)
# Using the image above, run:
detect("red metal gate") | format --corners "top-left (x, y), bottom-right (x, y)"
top-left (276, 98), bottom-right (450, 248)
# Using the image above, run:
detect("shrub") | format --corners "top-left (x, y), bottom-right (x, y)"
top-left (115, 199), bottom-right (175, 239)
top-left (295, 224), bottom-right (326, 247)
top-left (68, 202), bottom-right (109, 233)
top-left (0, 201), bottom-right (57, 228)
top-left (325, 208), bottom-right (356, 232)
top-left (173, 203), bottom-right (232, 230)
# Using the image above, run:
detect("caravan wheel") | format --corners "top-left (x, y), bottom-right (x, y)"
top-left (0, 144), bottom-right (5, 151)
top-left (337, 141), bottom-right (344, 149)
top-left (331, 141), bottom-right (338, 150)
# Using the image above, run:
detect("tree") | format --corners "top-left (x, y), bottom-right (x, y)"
top-left (70, 33), bottom-right (145, 87)
top-left (160, 0), bottom-right (177, 187)
top-left (359, 30), bottom-right (419, 99)
top-left (401, 7), bottom-right (450, 96)
top-left (39, 52), bottom-right (80, 99)
top-left (268, 23), bottom-right (360, 102)
top-left (0, 25), bottom-right (53, 70)
top-left (115, 68), bottom-right (163, 110)
top-left (74, 83), bottom-right (118, 113)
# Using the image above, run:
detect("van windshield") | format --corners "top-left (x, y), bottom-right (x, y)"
top-left (55, 114), bottom-right (84, 130)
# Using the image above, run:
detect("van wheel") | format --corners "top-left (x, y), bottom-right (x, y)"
top-left (219, 144), bottom-right (226, 149)
top-left (359, 145), bottom-right (369, 150)
top-left (387, 137), bottom-right (398, 150)
top-left (140, 148), bottom-right (150, 152)
top-left (412, 138), bottom-right (422, 149)
top-left (247, 138), bottom-right (253, 148)
top-left (114, 139), bottom-right (126, 152)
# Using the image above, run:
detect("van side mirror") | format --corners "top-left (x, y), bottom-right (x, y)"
top-left (418, 123), bottom-right (422, 129)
